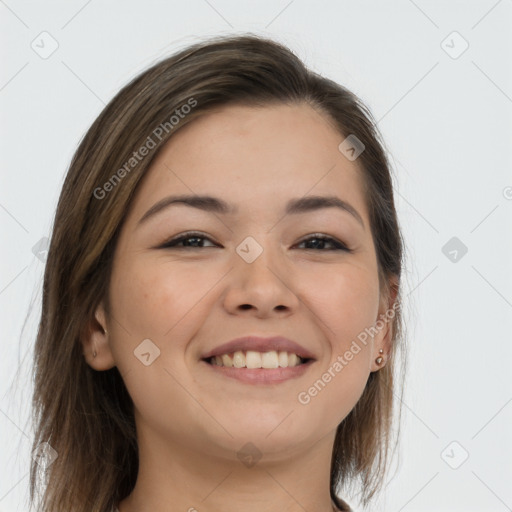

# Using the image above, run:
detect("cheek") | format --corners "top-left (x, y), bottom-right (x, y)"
top-left (303, 262), bottom-right (380, 348)
top-left (297, 264), bottom-right (379, 412)
top-left (107, 259), bottom-right (213, 430)
top-left (110, 258), bottom-right (210, 337)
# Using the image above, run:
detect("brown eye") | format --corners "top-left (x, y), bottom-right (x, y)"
top-left (296, 234), bottom-right (351, 252)
top-left (158, 232), bottom-right (351, 252)
top-left (159, 232), bottom-right (218, 249)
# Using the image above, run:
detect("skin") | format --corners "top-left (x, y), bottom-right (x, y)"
top-left (83, 103), bottom-right (397, 512)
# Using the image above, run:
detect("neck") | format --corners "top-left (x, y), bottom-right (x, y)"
top-left (119, 419), bottom-right (340, 512)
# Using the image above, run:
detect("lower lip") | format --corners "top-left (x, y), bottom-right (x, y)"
top-left (201, 359), bottom-right (315, 384)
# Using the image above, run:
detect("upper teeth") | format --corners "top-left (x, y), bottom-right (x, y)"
top-left (211, 350), bottom-right (304, 368)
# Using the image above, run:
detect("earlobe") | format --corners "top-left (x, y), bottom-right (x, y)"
top-left (371, 275), bottom-right (399, 372)
top-left (92, 327), bottom-right (108, 358)
top-left (81, 301), bottom-right (116, 370)
top-left (374, 348), bottom-right (384, 366)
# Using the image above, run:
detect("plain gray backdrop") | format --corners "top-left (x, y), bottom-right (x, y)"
top-left (1, 1), bottom-right (511, 511)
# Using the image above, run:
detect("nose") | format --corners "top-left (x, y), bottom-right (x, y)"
top-left (222, 241), bottom-right (300, 318)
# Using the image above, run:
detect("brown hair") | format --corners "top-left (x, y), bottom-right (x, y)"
top-left (30, 33), bottom-right (406, 512)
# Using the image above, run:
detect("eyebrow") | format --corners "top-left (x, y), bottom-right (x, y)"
top-left (137, 194), bottom-right (365, 229)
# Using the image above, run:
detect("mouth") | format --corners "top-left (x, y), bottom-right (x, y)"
top-left (203, 350), bottom-right (313, 368)
top-left (201, 335), bottom-right (317, 362)
top-left (201, 350), bottom-right (316, 384)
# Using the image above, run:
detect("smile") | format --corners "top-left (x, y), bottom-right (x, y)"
top-left (206, 350), bottom-right (310, 368)
top-left (202, 350), bottom-right (315, 384)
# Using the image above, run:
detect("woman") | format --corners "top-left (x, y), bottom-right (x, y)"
top-left (30, 34), bottom-right (406, 512)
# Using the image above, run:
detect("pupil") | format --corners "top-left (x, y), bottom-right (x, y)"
top-left (186, 237), bottom-right (201, 247)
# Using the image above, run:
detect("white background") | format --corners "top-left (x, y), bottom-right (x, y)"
top-left (1, 1), bottom-right (511, 511)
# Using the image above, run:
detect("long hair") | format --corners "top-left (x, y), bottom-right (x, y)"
top-left (30, 33), bottom-right (406, 512)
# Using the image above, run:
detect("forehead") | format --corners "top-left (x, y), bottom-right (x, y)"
top-left (126, 103), bottom-right (368, 225)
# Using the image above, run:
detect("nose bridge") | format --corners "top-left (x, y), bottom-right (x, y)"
top-left (224, 233), bottom-right (299, 314)
top-left (235, 231), bottom-right (287, 276)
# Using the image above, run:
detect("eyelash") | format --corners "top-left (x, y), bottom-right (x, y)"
top-left (159, 231), bottom-right (352, 252)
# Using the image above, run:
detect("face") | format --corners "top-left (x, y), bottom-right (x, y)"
top-left (92, 103), bottom-right (393, 461)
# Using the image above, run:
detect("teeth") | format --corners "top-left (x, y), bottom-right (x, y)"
top-left (246, 350), bottom-right (262, 369)
top-left (210, 350), bottom-right (304, 368)
top-left (233, 351), bottom-right (245, 368)
top-left (221, 354), bottom-right (233, 367)
top-left (261, 351), bottom-right (279, 369)
top-left (288, 353), bottom-right (299, 367)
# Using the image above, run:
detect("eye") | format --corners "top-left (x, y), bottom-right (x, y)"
top-left (158, 232), bottom-right (352, 252)
top-left (295, 234), bottom-right (352, 252)
top-left (158, 231), bottom-right (218, 249)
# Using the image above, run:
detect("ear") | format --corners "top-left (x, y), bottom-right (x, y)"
top-left (370, 274), bottom-right (399, 372)
top-left (81, 301), bottom-right (116, 371)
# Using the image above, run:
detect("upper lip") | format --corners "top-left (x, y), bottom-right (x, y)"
top-left (201, 336), bottom-right (317, 361)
